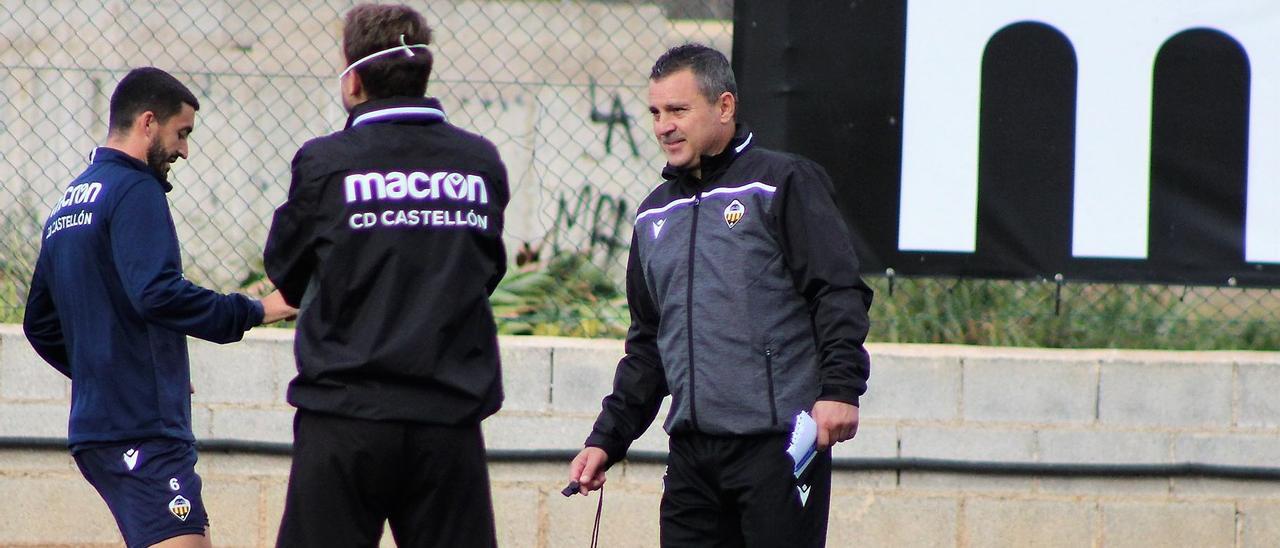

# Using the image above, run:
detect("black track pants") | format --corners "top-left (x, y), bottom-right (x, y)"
top-left (275, 410), bottom-right (497, 548)
top-left (659, 433), bottom-right (832, 548)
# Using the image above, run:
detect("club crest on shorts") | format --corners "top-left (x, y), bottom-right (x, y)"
top-left (724, 199), bottom-right (745, 229)
top-left (122, 448), bottom-right (139, 471)
top-left (169, 495), bottom-right (191, 521)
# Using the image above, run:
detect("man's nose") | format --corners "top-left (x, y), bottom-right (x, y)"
top-left (654, 116), bottom-right (675, 135)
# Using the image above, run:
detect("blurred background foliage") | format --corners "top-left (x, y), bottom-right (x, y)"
top-left (487, 254), bottom-right (1280, 350)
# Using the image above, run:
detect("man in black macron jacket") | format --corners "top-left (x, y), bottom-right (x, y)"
top-left (567, 44), bottom-right (873, 547)
top-left (264, 4), bottom-right (508, 547)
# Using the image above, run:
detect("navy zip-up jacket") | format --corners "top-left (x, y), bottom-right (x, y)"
top-left (23, 147), bottom-right (264, 448)
top-left (585, 125), bottom-right (873, 464)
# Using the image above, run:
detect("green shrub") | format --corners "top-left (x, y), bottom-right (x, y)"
top-left (4, 235), bottom-right (1276, 351)
top-left (867, 277), bottom-right (1280, 350)
top-left (491, 253), bottom-right (630, 338)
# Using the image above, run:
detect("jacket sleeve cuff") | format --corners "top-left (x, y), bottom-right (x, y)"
top-left (584, 434), bottom-right (628, 470)
top-left (246, 296), bottom-right (265, 328)
top-left (818, 384), bottom-right (860, 407)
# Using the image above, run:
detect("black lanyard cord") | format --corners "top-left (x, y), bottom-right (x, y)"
top-left (590, 486), bottom-right (604, 548)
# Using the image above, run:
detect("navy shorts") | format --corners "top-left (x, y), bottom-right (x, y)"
top-left (73, 439), bottom-right (208, 548)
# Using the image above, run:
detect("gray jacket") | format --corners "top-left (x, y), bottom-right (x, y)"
top-left (586, 126), bottom-right (872, 462)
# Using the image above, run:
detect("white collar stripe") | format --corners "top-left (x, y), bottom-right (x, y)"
top-left (636, 196), bottom-right (697, 222)
top-left (702, 181), bottom-right (776, 198)
top-left (734, 132), bottom-right (754, 154)
top-left (635, 182), bottom-right (775, 222)
top-left (352, 107), bottom-right (446, 127)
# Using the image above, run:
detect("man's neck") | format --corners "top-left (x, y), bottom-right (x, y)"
top-left (103, 134), bottom-right (148, 164)
top-left (343, 91), bottom-right (370, 113)
top-left (692, 130), bottom-right (736, 180)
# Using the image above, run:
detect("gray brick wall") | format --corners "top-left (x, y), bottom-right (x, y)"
top-left (1237, 357), bottom-right (1280, 428)
top-left (2, 325), bottom-right (1279, 546)
top-left (1101, 501), bottom-right (1236, 548)
top-left (961, 355), bottom-right (1097, 424)
top-left (964, 498), bottom-right (1097, 547)
top-left (1099, 358), bottom-right (1234, 427)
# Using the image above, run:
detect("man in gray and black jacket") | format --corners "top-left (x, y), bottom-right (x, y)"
top-left (567, 44), bottom-right (873, 547)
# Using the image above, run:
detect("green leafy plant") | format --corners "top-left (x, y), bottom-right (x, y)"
top-left (0, 201), bottom-right (46, 323)
top-left (490, 252), bottom-right (629, 338)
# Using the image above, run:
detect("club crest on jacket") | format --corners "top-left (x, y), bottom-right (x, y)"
top-left (724, 200), bottom-right (745, 229)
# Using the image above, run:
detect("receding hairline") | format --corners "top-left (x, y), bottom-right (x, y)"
top-left (648, 44), bottom-right (737, 105)
top-left (650, 67), bottom-right (736, 108)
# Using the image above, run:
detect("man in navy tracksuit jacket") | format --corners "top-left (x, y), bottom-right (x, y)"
top-left (23, 67), bottom-right (292, 548)
top-left (568, 45), bottom-right (873, 547)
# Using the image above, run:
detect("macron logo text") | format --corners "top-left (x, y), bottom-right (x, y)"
top-left (344, 170), bottom-right (489, 205)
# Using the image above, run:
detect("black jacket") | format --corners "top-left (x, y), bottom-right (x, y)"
top-left (586, 125), bottom-right (872, 463)
top-left (264, 97), bottom-right (509, 425)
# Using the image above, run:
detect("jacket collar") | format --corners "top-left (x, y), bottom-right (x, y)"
top-left (89, 146), bottom-right (172, 193)
top-left (345, 96), bottom-right (447, 129)
top-left (661, 123), bottom-right (755, 186)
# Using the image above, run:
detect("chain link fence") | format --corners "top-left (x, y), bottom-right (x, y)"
top-left (1, 0), bottom-right (1276, 350)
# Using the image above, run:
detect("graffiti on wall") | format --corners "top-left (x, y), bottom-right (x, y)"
top-left (546, 182), bottom-right (631, 267)
top-left (589, 77), bottom-right (640, 157)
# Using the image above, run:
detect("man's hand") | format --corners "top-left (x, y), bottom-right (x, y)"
top-left (260, 290), bottom-right (298, 324)
top-left (241, 278), bottom-right (276, 299)
top-left (568, 446), bottom-right (609, 495)
top-left (812, 400), bottom-right (859, 451)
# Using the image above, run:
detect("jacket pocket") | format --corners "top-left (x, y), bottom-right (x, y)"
top-left (764, 346), bottom-right (779, 426)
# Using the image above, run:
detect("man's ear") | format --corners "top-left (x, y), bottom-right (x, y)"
top-left (343, 71), bottom-right (364, 102)
top-left (717, 91), bottom-right (736, 124)
top-left (136, 111), bottom-right (157, 139)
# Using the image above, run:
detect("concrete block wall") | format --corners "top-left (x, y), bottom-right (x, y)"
top-left (2, 325), bottom-right (1279, 547)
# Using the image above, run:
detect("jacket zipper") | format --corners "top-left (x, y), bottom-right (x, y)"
top-left (764, 346), bottom-right (778, 426)
top-left (686, 193), bottom-right (701, 430)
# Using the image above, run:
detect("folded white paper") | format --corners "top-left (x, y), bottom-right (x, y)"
top-left (787, 410), bottom-right (818, 479)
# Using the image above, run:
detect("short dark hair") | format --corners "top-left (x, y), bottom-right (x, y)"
top-left (650, 43), bottom-right (737, 104)
top-left (343, 3), bottom-right (433, 99)
top-left (108, 67), bottom-right (200, 135)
